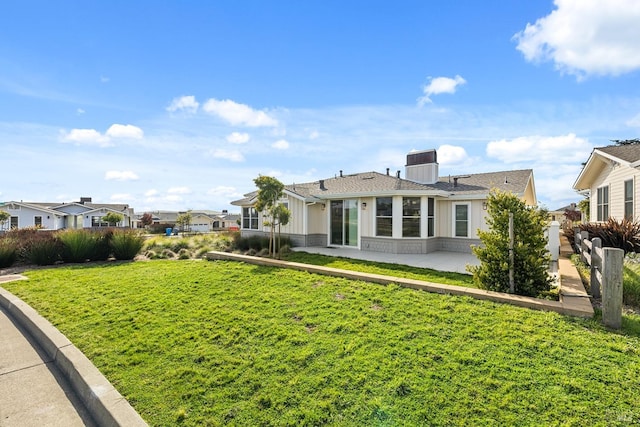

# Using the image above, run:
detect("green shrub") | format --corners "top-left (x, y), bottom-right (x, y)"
top-left (0, 238), bottom-right (17, 268)
top-left (171, 239), bottom-right (191, 252)
top-left (58, 229), bottom-right (97, 263)
top-left (110, 230), bottom-right (145, 260)
top-left (177, 248), bottom-right (191, 260)
top-left (26, 235), bottom-right (61, 265)
top-left (468, 189), bottom-right (551, 297)
top-left (91, 229), bottom-right (113, 261)
top-left (577, 218), bottom-right (640, 255)
top-left (233, 234), bottom-right (292, 253)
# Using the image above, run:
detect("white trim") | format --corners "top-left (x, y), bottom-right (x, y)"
top-left (453, 202), bottom-right (471, 238)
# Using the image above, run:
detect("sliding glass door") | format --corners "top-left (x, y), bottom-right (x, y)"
top-left (330, 199), bottom-right (358, 247)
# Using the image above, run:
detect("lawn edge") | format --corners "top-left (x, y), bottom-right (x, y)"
top-left (0, 278), bottom-right (148, 427)
top-left (205, 251), bottom-right (594, 318)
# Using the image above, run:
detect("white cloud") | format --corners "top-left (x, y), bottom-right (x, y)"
top-left (60, 128), bottom-right (112, 147)
top-left (486, 133), bottom-right (591, 163)
top-left (202, 98), bottom-right (278, 127)
top-left (513, 0), bottom-right (640, 79)
top-left (627, 113), bottom-right (640, 128)
top-left (308, 130), bottom-right (320, 140)
top-left (206, 186), bottom-right (242, 198)
top-left (418, 75), bottom-right (466, 105)
top-left (110, 193), bottom-right (134, 202)
top-left (168, 186), bottom-right (192, 194)
top-left (167, 95), bottom-right (199, 113)
top-left (76, 108), bottom-right (85, 115)
top-left (272, 139), bottom-right (290, 150)
top-left (226, 132), bottom-right (250, 144)
top-left (145, 189), bottom-right (159, 197)
top-left (105, 170), bottom-right (139, 181)
top-left (437, 145), bottom-right (469, 165)
top-left (100, 76), bottom-right (110, 83)
top-left (106, 124), bottom-right (144, 139)
top-left (210, 148), bottom-right (245, 162)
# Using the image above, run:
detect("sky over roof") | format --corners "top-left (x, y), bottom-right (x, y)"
top-left (2, 0), bottom-right (640, 212)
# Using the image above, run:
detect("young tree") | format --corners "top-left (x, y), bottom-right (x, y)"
top-left (0, 210), bottom-right (10, 230)
top-left (175, 211), bottom-right (193, 234)
top-left (577, 198), bottom-right (590, 222)
top-left (140, 212), bottom-right (153, 228)
top-left (273, 203), bottom-right (291, 258)
top-left (102, 212), bottom-right (124, 227)
top-left (468, 189), bottom-right (552, 297)
top-left (254, 175), bottom-right (285, 257)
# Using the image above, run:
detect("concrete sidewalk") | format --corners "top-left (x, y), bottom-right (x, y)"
top-left (0, 275), bottom-right (147, 427)
top-left (0, 300), bottom-right (96, 426)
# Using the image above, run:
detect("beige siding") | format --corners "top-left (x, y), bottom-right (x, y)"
top-left (437, 199), bottom-right (487, 239)
top-left (360, 197), bottom-right (375, 237)
top-left (590, 162), bottom-right (639, 221)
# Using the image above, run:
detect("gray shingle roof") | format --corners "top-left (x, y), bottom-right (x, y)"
top-left (597, 144), bottom-right (640, 163)
top-left (232, 169), bottom-right (533, 205)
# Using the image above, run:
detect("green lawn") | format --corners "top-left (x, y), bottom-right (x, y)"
top-left (4, 260), bottom-right (640, 426)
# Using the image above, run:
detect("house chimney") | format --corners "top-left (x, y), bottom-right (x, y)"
top-left (319, 179), bottom-right (326, 190)
top-left (405, 149), bottom-right (438, 184)
top-left (453, 177), bottom-right (459, 187)
top-left (79, 197), bottom-right (92, 204)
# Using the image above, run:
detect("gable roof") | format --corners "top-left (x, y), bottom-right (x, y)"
top-left (233, 169), bottom-right (535, 205)
top-left (574, 143), bottom-right (640, 191)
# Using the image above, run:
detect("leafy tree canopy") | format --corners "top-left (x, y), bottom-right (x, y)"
top-left (102, 212), bottom-right (123, 226)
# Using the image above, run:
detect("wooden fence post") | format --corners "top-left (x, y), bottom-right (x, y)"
top-left (580, 233), bottom-right (588, 264)
top-left (602, 247), bottom-right (624, 329)
top-left (590, 237), bottom-right (602, 299)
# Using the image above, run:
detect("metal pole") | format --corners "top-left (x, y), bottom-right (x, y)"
top-left (509, 212), bottom-right (515, 293)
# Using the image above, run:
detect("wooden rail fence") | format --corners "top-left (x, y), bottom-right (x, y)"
top-left (574, 230), bottom-right (623, 329)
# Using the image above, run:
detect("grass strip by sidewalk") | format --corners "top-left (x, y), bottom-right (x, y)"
top-left (3, 260), bottom-right (640, 426)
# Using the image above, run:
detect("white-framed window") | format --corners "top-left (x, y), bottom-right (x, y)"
top-left (242, 207), bottom-right (259, 230)
top-left (624, 179), bottom-right (634, 220)
top-left (375, 197), bottom-right (392, 237)
top-left (10, 216), bottom-right (18, 229)
top-left (34, 216), bottom-right (42, 227)
top-left (454, 204), bottom-right (469, 237)
top-left (427, 197), bottom-right (435, 237)
top-left (402, 197), bottom-right (421, 237)
top-left (597, 186), bottom-right (609, 221)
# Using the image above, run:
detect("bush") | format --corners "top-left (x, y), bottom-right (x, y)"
top-left (576, 218), bottom-right (640, 255)
top-left (110, 230), bottom-right (145, 260)
top-left (58, 229), bottom-right (97, 263)
top-left (26, 235), bottom-right (61, 266)
top-left (468, 190), bottom-right (552, 297)
top-left (0, 238), bottom-right (17, 268)
top-left (91, 229), bottom-right (113, 261)
top-left (232, 234), bottom-right (293, 254)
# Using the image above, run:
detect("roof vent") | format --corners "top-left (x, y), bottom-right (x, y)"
top-left (396, 170), bottom-right (401, 178)
top-left (340, 170), bottom-right (343, 178)
top-left (319, 179), bottom-right (326, 190)
top-left (386, 168), bottom-right (390, 176)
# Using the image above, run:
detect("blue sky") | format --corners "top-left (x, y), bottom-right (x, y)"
top-left (2, 0), bottom-right (640, 212)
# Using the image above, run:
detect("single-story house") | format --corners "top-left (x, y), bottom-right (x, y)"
top-left (0, 197), bottom-right (134, 230)
top-left (232, 149), bottom-right (537, 254)
top-left (548, 203), bottom-right (580, 227)
top-left (135, 210), bottom-right (240, 232)
top-left (573, 143), bottom-right (640, 222)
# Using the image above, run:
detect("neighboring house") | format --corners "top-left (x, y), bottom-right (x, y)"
top-left (548, 203), bottom-right (580, 227)
top-left (135, 210), bottom-right (240, 232)
top-left (232, 149), bottom-right (537, 254)
top-left (0, 197), bottom-right (134, 230)
top-left (573, 144), bottom-right (640, 222)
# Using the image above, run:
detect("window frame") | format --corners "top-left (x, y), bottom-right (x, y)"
top-left (597, 185), bottom-right (609, 222)
top-left (375, 197), bottom-right (393, 237)
top-left (242, 207), bottom-right (259, 230)
top-left (624, 179), bottom-right (634, 220)
top-left (402, 197), bottom-right (421, 238)
top-left (453, 203), bottom-right (470, 238)
top-left (34, 216), bottom-right (42, 227)
top-left (427, 197), bottom-right (435, 237)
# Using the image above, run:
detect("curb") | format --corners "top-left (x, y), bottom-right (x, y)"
top-left (205, 251), bottom-right (594, 318)
top-left (0, 277), bottom-right (147, 427)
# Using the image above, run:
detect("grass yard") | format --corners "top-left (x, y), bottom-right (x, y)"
top-left (4, 260), bottom-right (640, 426)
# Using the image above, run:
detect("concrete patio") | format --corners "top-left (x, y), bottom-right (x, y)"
top-left (291, 247), bottom-right (479, 274)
